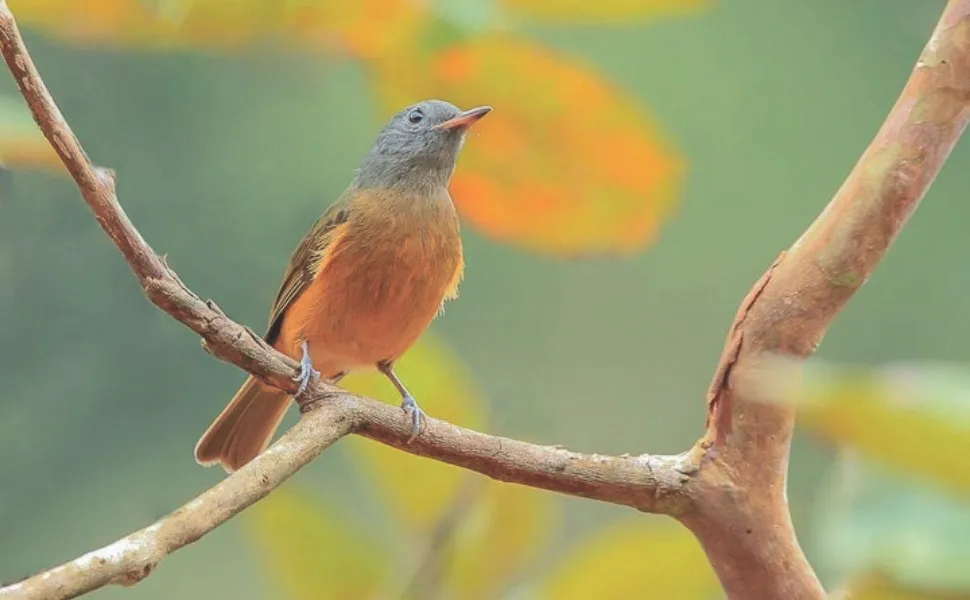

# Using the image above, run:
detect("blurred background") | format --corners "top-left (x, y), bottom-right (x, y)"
top-left (1, 0), bottom-right (968, 598)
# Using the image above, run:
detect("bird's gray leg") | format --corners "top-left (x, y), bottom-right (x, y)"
top-left (293, 340), bottom-right (321, 396)
top-left (377, 360), bottom-right (424, 443)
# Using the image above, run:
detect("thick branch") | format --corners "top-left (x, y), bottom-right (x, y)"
top-left (689, 2), bottom-right (970, 599)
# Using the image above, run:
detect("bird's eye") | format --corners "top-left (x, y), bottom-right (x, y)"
top-left (408, 110), bottom-right (424, 124)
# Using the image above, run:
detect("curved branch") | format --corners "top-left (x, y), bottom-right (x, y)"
top-left (689, 2), bottom-right (970, 599)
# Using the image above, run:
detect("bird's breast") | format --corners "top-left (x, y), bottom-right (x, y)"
top-left (281, 193), bottom-right (463, 372)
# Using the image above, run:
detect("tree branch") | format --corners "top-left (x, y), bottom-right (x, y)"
top-left (688, 2), bottom-right (970, 599)
top-left (0, 0), bottom-right (967, 599)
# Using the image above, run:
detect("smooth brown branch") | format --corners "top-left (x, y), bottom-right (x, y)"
top-left (688, 2), bottom-right (970, 599)
top-left (345, 393), bottom-right (693, 512)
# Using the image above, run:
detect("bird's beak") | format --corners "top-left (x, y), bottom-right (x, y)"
top-left (434, 106), bottom-right (492, 131)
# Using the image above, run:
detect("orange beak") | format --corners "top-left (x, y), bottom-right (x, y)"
top-left (434, 106), bottom-right (492, 130)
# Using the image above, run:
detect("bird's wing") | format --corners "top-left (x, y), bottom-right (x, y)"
top-left (264, 198), bottom-right (351, 344)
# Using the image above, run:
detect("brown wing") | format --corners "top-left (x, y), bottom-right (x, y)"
top-left (264, 198), bottom-right (350, 344)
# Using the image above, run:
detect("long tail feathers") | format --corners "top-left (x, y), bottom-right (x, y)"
top-left (194, 376), bottom-right (290, 473)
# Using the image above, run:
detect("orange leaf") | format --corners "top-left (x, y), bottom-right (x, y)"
top-left (500, 0), bottom-right (710, 23)
top-left (369, 34), bottom-right (685, 256)
top-left (285, 0), bottom-right (429, 59)
top-left (11, 0), bottom-right (180, 48)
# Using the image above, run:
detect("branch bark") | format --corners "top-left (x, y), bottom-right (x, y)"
top-left (688, 2), bottom-right (970, 598)
top-left (0, 1), bottom-right (967, 599)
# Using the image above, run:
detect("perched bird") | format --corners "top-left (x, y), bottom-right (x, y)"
top-left (194, 100), bottom-right (491, 473)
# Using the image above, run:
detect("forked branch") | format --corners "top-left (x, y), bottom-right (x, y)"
top-left (0, 1), bottom-right (967, 599)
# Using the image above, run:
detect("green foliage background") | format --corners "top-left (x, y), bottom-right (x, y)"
top-left (1, 0), bottom-right (968, 598)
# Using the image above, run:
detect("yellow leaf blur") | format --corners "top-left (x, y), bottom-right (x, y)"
top-left (11, 0), bottom-right (172, 48)
top-left (445, 481), bottom-right (556, 599)
top-left (501, 0), bottom-right (709, 24)
top-left (838, 573), bottom-right (970, 600)
top-left (0, 95), bottom-right (61, 172)
top-left (537, 519), bottom-right (719, 599)
top-left (765, 360), bottom-right (970, 498)
top-left (242, 486), bottom-right (388, 600)
top-left (10, 0), bottom-right (427, 55)
top-left (286, 0), bottom-right (429, 60)
top-left (370, 34), bottom-right (685, 256)
top-left (341, 334), bottom-right (489, 531)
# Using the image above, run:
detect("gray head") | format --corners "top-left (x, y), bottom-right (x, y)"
top-left (353, 99), bottom-right (491, 191)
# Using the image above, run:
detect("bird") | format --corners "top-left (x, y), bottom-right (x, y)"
top-left (194, 99), bottom-right (491, 473)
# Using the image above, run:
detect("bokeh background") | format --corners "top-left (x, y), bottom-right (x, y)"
top-left (1, 0), bottom-right (968, 599)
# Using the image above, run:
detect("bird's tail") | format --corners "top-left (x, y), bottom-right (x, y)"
top-left (194, 376), bottom-right (290, 473)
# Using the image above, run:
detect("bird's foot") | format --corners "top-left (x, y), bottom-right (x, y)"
top-left (377, 360), bottom-right (424, 443)
top-left (292, 341), bottom-right (320, 396)
top-left (400, 394), bottom-right (425, 443)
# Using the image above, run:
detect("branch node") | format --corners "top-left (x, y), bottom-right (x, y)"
top-left (94, 166), bottom-right (116, 188)
top-left (112, 564), bottom-right (154, 587)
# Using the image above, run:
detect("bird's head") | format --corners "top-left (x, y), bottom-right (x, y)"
top-left (354, 99), bottom-right (491, 191)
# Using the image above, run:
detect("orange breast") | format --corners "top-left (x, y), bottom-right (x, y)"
top-left (276, 191), bottom-right (463, 377)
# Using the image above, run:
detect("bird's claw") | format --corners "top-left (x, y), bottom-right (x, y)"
top-left (292, 341), bottom-right (320, 396)
top-left (401, 394), bottom-right (425, 443)
top-left (376, 360), bottom-right (424, 443)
